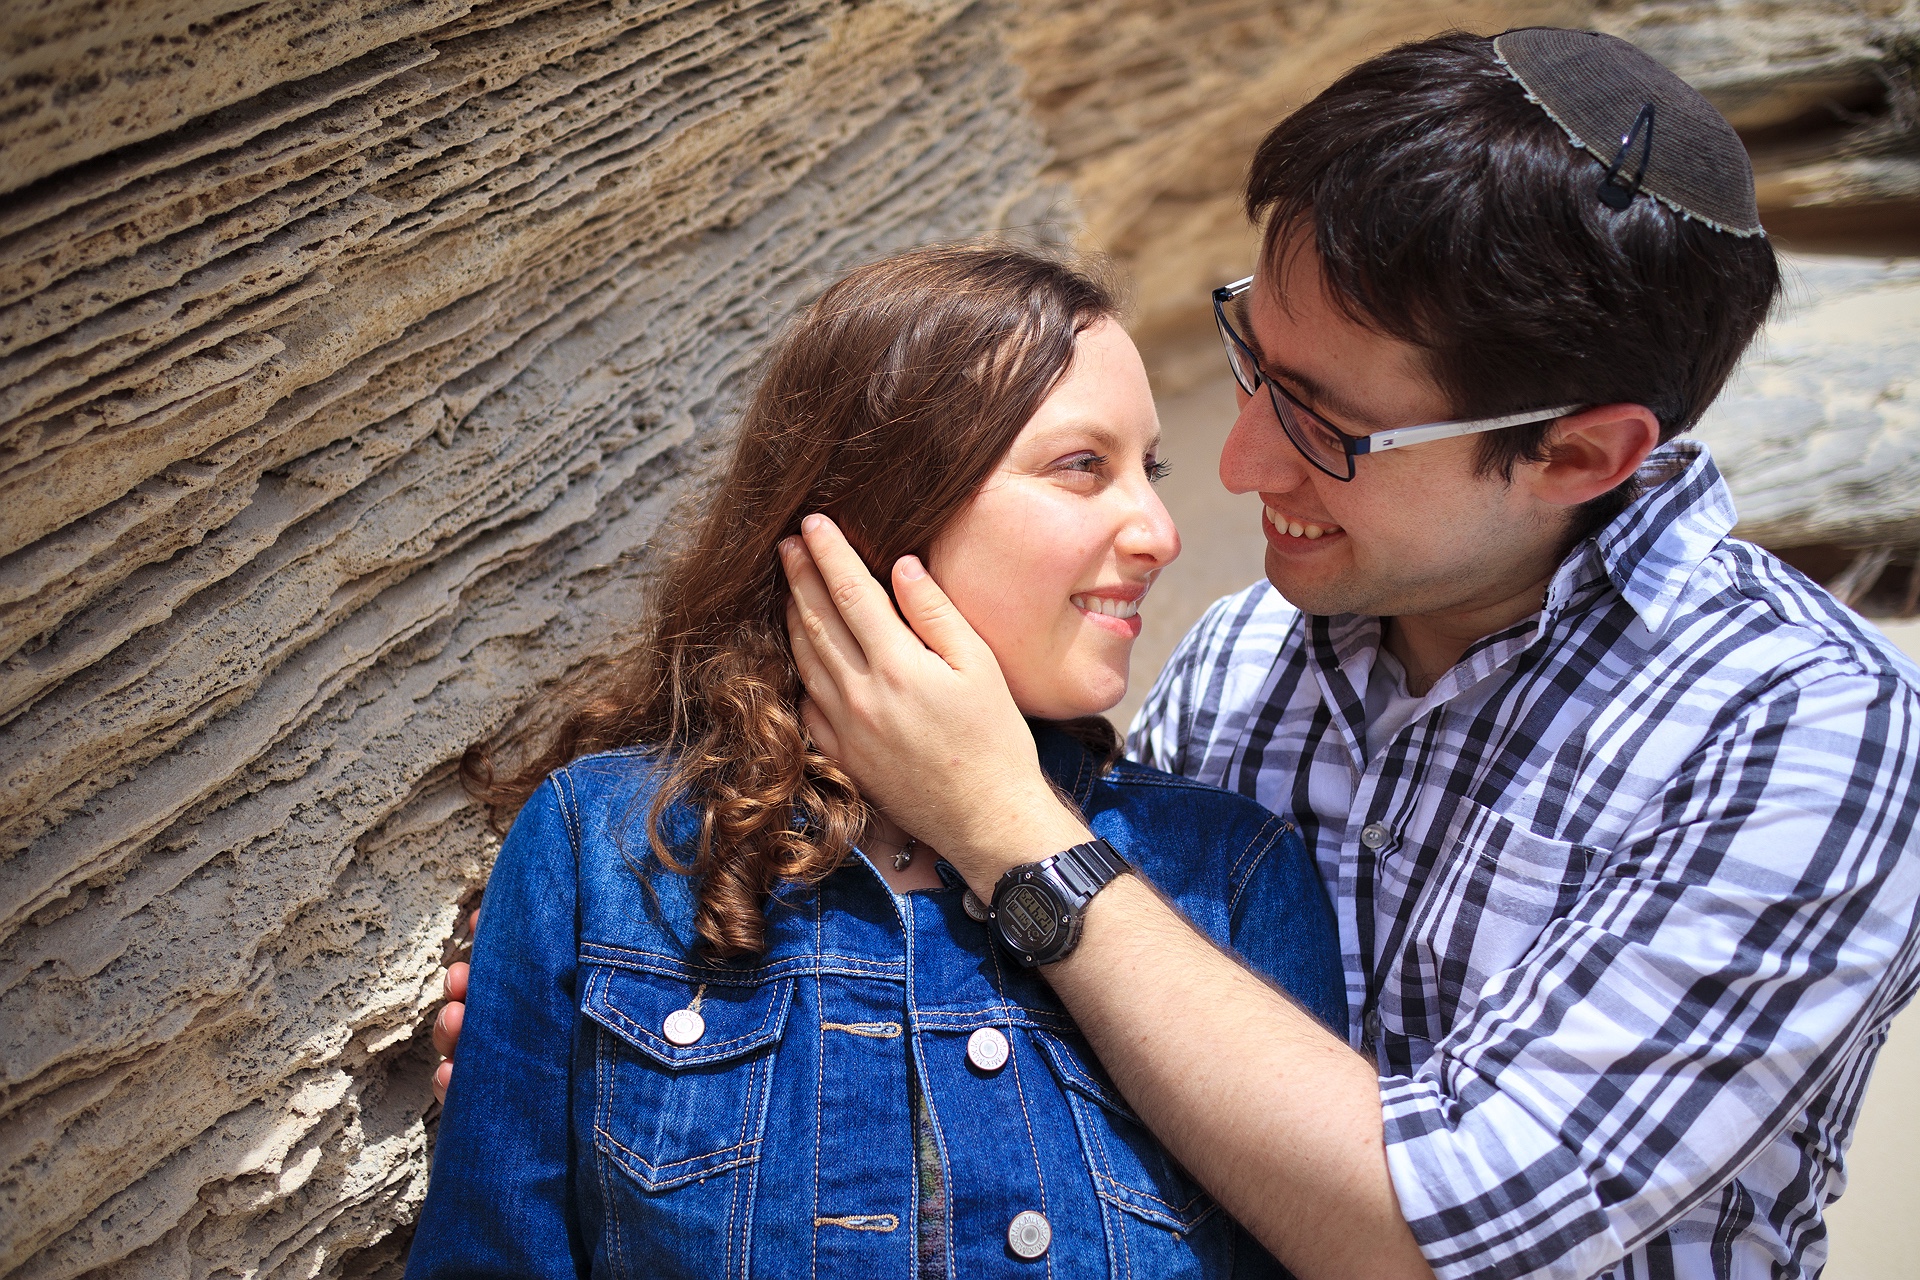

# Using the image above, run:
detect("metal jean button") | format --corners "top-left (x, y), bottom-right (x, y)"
top-left (1007, 1209), bottom-right (1051, 1259)
top-left (967, 1026), bottom-right (1010, 1072)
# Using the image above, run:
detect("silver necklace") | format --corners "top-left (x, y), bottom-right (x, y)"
top-left (891, 836), bottom-right (919, 871)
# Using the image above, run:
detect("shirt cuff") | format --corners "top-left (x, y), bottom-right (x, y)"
top-left (1381, 1073), bottom-right (1627, 1280)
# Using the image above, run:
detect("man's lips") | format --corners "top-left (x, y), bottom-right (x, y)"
top-left (1262, 504), bottom-right (1343, 541)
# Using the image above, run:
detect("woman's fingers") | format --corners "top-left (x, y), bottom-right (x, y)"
top-left (780, 534), bottom-right (869, 679)
top-left (794, 515), bottom-right (921, 666)
top-left (432, 1058), bottom-right (453, 1105)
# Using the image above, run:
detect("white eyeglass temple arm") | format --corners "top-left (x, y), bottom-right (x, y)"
top-left (1356, 405), bottom-right (1582, 455)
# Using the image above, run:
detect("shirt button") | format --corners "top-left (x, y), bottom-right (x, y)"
top-left (1007, 1209), bottom-right (1051, 1259)
top-left (663, 1008), bottom-right (705, 1046)
top-left (1359, 822), bottom-right (1390, 850)
top-left (967, 1026), bottom-right (1010, 1072)
top-left (962, 888), bottom-right (990, 922)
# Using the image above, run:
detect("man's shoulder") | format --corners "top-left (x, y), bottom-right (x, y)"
top-left (1680, 539), bottom-right (1920, 693)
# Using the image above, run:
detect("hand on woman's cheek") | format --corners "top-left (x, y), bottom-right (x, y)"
top-left (926, 318), bottom-right (1178, 722)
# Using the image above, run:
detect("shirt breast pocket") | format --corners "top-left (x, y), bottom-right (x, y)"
top-left (1379, 801), bottom-right (1595, 1050)
top-left (579, 963), bottom-right (793, 1192)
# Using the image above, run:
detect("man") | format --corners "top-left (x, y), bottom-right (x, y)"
top-left (773, 29), bottom-right (1920, 1280)
top-left (437, 30), bottom-right (1920, 1279)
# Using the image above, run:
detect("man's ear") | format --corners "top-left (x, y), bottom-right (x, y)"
top-left (1520, 403), bottom-right (1662, 509)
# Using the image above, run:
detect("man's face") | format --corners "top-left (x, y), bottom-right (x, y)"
top-left (1219, 244), bottom-right (1568, 622)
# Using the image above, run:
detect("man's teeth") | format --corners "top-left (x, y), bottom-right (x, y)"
top-left (1264, 505), bottom-right (1337, 540)
top-left (1072, 594), bottom-right (1141, 619)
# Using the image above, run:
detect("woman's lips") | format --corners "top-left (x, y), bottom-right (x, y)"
top-left (1072, 590), bottom-right (1145, 637)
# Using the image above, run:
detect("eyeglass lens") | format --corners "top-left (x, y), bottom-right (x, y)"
top-left (1215, 291), bottom-right (1355, 481)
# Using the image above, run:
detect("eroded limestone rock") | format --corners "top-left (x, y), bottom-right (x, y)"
top-left (1696, 253), bottom-right (1920, 550)
top-left (0, 2), bottom-right (1055, 1274)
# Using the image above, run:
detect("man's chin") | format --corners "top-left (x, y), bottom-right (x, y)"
top-left (1264, 550), bottom-right (1374, 618)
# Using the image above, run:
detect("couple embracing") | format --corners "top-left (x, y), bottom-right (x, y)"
top-left (407, 29), bottom-right (1920, 1280)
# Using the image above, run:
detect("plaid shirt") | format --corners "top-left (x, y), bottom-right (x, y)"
top-left (1129, 442), bottom-right (1920, 1280)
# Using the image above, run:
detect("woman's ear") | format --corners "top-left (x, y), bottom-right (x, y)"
top-left (1522, 403), bottom-right (1662, 509)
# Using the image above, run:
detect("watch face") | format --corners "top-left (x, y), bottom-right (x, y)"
top-left (997, 881), bottom-right (1063, 954)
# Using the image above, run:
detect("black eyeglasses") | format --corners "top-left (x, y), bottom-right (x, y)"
top-left (1212, 276), bottom-right (1578, 482)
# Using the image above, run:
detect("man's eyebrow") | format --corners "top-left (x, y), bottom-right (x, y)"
top-left (1244, 320), bottom-right (1394, 431)
top-left (1272, 363), bottom-right (1390, 430)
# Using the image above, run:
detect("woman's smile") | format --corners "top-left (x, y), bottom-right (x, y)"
top-left (1071, 583), bottom-right (1149, 637)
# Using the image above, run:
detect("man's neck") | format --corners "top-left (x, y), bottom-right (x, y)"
top-left (1382, 570), bottom-right (1556, 696)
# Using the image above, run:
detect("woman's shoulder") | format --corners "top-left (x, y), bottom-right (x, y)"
top-left (1035, 725), bottom-right (1300, 889)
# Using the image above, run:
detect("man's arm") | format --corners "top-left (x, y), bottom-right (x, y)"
top-left (779, 517), bottom-right (1435, 1279)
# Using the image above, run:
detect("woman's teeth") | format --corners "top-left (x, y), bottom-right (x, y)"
top-left (1264, 506), bottom-right (1338, 540)
top-left (1072, 594), bottom-right (1141, 619)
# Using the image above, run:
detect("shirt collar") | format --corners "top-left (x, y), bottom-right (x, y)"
top-left (1568, 438), bottom-right (1736, 638)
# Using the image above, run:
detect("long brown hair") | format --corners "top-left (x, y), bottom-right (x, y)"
top-left (465, 244), bottom-right (1118, 957)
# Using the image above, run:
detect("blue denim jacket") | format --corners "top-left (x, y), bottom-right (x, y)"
top-left (408, 725), bottom-right (1343, 1279)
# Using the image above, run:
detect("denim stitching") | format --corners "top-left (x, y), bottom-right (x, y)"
top-left (1225, 821), bottom-right (1285, 919)
top-left (985, 943), bottom-right (1055, 1280)
top-left (596, 1125), bottom-right (761, 1183)
top-left (552, 770), bottom-right (582, 850)
top-left (814, 1214), bottom-right (900, 1231)
top-left (821, 1021), bottom-right (902, 1037)
top-left (811, 892), bottom-right (824, 1280)
top-left (1087, 1169), bottom-right (1217, 1219)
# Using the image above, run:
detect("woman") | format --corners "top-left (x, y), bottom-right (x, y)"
top-left (406, 245), bottom-right (1342, 1278)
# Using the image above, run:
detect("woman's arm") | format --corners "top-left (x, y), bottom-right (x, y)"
top-left (407, 778), bottom-right (587, 1279)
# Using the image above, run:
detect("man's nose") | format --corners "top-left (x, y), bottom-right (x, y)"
top-left (1219, 384), bottom-right (1310, 496)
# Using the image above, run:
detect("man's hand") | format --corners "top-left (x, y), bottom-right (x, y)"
top-left (780, 515), bottom-right (1089, 887)
top-left (430, 907), bottom-right (478, 1105)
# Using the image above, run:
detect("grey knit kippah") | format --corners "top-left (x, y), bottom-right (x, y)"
top-left (1493, 27), bottom-right (1764, 237)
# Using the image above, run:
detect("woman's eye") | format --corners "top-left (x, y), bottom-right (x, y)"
top-left (1145, 458), bottom-right (1171, 483)
top-left (1059, 452), bottom-right (1108, 475)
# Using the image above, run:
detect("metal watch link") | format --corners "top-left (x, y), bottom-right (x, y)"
top-left (986, 838), bottom-right (1132, 967)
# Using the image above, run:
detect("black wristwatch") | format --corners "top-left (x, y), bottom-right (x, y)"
top-left (987, 838), bottom-right (1132, 967)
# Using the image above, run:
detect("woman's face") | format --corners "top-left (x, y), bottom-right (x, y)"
top-left (927, 318), bottom-right (1179, 720)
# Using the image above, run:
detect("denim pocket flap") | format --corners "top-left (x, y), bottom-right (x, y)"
top-left (582, 965), bottom-right (793, 1069)
top-left (1032, 1029), bottom-right (1137, 1121)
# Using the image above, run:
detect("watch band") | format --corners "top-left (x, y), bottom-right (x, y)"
top-left (1046, 838), bottom-right (1132, 906)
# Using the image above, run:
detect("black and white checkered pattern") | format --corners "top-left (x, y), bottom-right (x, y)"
top-left (1129, 442), bottom-right (1920, 1280)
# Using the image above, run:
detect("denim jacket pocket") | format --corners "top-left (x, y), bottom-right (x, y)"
top-left (1032, 1028), bottom-right (1220, 1234)
top-left (580, 963), bottom-right (794, 1191)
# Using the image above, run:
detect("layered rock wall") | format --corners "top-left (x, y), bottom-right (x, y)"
top-left (2, 1), bottom-right (1916, 1276)
top-left (0, 2), bottom-right (1057, 1274)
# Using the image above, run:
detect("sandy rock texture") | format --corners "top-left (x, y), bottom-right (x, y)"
top-left (0, 1), bottom-right (1056, 1275)
top-left (3, 0), bottom-right (1918, 1277)
top-left (1695, 253), bottom-right (1920, 599)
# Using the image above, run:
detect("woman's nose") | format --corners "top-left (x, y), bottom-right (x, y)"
top-left (1118, 480), bottom-right (1180, 570)
top-left (1220, 386), bottom-right (1310, 496)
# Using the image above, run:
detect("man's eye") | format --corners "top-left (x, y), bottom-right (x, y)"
top-left (1145, 458), bottom-right (1171, 483)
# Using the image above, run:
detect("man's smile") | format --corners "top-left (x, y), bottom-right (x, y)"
top-left (1262, 504), bottom-right (1343, 541)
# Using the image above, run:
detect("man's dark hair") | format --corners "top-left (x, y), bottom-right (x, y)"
top-left (1246, 31), bottom-right (1781, 530)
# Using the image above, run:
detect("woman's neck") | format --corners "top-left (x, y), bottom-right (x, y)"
top-left (862, 811), bottom-right (948, 893)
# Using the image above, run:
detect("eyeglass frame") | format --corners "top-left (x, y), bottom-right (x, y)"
top-left (1212, 275), bottom-right (1579, 482)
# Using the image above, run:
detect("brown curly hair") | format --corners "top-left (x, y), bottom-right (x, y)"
top-left (464, 244), bottom-right (1118, 957)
